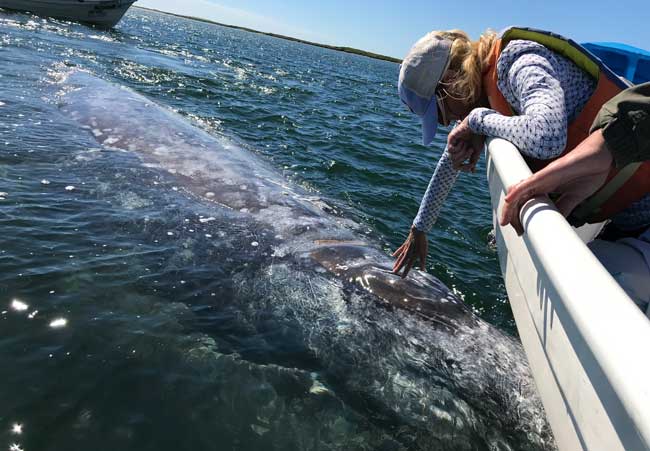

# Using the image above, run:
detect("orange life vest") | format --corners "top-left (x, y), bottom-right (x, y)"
top-left (483, 27), bottom-right (650, 224)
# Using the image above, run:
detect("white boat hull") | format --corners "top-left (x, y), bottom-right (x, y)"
top-left (487, 137), bottom-right (650, 451)
top-left (0, 0), bottom-right (136, 28)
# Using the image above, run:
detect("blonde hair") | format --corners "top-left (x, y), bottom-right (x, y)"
top-left (433, 29), bottom-right (498, 105)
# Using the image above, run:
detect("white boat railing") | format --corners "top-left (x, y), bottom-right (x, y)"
top-left (486, 137), bottom-right (650, 451)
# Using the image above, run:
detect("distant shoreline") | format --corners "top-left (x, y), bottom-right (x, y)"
top-left (133, 6), bottom-right (402, 64)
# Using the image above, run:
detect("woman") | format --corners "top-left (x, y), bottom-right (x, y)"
top-left (393, 28), bottom-right (650, 277)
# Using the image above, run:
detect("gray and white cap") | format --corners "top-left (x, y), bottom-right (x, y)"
top-left (398, 33), bottom-right (452, 145)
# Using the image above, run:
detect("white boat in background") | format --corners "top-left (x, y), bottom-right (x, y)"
top-left (0, 0), bottom-right (137, 28)
top-left (487, 137), bottom-right (650, 451)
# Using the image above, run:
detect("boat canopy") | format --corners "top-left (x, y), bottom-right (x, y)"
top-left (582, 42), bottom-right (650, 84)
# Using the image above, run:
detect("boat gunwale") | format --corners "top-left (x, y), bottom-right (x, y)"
top-left (486, 136), bottom-right (650, 451)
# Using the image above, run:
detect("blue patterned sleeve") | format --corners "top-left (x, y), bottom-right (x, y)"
top-left (411, 42), bottom-right (597, 233)
top-left (412, 147), bottom-right (460, 232)
top-left (467, 52), bottom-right (569, 159)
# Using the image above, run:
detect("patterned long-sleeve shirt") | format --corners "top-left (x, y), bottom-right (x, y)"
top-left (413, 39), bottom-right (596, 232)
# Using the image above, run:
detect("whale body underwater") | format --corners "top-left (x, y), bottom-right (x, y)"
top-left (56, 70), bottom-right (554, 451)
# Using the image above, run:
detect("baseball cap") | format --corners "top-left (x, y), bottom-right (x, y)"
top-left (398, 33), bottom-right (452, 145)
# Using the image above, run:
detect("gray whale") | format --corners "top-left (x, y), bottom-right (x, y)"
top-left (56, 70), bottom-right (555, 451)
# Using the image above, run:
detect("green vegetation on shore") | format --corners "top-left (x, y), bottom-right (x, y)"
top-left (134, 6), bottom-right (402, 64)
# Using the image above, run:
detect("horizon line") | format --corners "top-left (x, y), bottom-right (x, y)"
top-left (133, 6), bottom-right (402, 64)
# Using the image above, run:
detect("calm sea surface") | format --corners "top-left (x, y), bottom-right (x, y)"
top-left (0, 7), bottom-right (517, 451)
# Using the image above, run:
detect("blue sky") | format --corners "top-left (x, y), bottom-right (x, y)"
top-left (137, 0), bottom-right (650, 59)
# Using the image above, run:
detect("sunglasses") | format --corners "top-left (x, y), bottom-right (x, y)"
top-left (435, 88), bottom-right (448, 126)
top-left (399, 86), bottom-right (448, 126)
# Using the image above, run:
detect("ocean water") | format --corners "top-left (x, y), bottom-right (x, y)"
top-left (0, 7), bottom-right (527, 451)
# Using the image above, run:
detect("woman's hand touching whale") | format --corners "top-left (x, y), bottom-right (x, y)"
top-left (392, 226), bottom-right (428, 278)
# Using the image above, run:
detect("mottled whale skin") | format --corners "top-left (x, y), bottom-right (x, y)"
top-left (56, 70), bottom-right (555, 451)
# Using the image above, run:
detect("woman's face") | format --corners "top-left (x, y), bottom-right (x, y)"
top-left (437, 92), bottom-right (472, 125)
top-left (435, 72), bottom-right (474, 126)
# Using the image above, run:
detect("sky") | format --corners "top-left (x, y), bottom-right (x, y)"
top-left (136, 0), bottom-right (650, 59)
